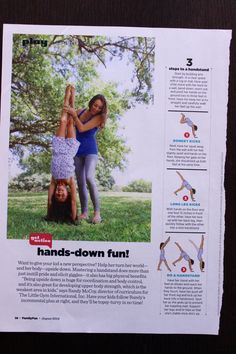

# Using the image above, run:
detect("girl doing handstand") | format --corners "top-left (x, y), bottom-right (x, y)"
top-left (47, 85), bottom-right (80, 223)
top-left (189, 235), bottom-right (205, 272)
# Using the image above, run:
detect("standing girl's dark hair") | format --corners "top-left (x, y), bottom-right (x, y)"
top-left (89, 94), bottom-right (107, 114)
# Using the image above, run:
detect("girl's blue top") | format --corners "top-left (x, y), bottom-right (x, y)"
top-left (75, 109), bottom-right (98, 156)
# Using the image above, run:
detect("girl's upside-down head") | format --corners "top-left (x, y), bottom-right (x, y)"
top-left (47, 192), bottom-right (76, 223)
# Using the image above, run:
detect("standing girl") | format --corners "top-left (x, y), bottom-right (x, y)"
top-left (157, 236), bottom-right (172, 272)
top-left (64, 89), bottom-right (108, 224)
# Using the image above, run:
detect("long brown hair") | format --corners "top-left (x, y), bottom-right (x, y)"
top-left (88, 94), bottom-right (107, 114)
top-left (47, 193), bottom-right (76, 223)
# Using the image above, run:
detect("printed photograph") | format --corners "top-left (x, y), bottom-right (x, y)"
top-left (8, 33), bottom-right (155, 242)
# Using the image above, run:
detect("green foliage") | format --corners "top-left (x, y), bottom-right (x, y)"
top-left (19, 151), bottom-right (51, 174)
top-left (9, 173), bottom-right (50, 192)
top-left (122, 179), bottom-right (152, 193)
top-left (96, 157), bottom-right (115, 191)
top-left (11, 34), bottom-right (154, 179)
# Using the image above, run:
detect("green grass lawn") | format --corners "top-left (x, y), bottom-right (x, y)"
top-left (7, 191), bottom-right (151, 242)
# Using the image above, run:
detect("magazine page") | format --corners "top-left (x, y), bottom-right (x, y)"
top-left (0, 24), bottom-right (231, 334)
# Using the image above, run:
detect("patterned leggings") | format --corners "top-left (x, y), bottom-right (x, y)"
top-left (74, 155), bottom-right (100, 213)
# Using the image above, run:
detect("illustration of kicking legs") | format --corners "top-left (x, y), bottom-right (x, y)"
top-left (174, 171), bottom-right (196, 202)
top-left (172, 242), bottom-right (194, 272)
top-left (180, 113), bottom-right (198, 138)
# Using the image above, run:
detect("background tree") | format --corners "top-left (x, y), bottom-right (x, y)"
top-left (10, 34), bottom-right (155, 187)
top-left (122, 179), bottom-right (152, 193)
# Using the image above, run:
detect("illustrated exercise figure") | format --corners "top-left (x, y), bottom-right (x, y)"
top-left (174, 171), bottom-right (196, 201)
top-left (157, 236), bottom-right (171, 272)
top-left (63, 88), bottom-right (108, 224)
top-left (180, 113), bottom-right (198, 138)
top-left (172, 242), bottom-right (194, 272)
top-left (189, 235), bottom-right (205, 272)
top-left (47, 85), bottom-right (80, 223)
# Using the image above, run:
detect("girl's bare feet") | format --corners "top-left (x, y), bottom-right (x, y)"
top-left (78, 213), bottom-right (88, 221)
top-left (92, 211), bottom-right (102, 224)
top-left (70, 85), bottom-right (76, 109)
top-left (64, 85), bottom-right (71, 106)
